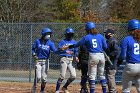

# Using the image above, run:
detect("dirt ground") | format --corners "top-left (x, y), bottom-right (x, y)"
top-left (0, 81), bottom-right (138, 93)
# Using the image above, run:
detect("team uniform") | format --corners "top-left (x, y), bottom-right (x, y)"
top-left (119, 19), bottom-right (140, 93)
top-left (68, 22), bottom-right (108, 93)
top-left (32, 28), bottom-right (59, 93)
top-left (78, 45), bottom-right (89, 93)
top-left (55, 28), bottom-right (78, 93)
top-left (104, 29), bottom-right (120, 93)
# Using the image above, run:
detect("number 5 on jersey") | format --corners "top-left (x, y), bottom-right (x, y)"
top-left (92, 39), bottom-right (97, 48)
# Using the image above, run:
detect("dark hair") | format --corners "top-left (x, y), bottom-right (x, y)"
top-left (130, 30), bottom-right (140, 42)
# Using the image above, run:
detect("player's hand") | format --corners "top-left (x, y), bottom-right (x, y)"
top-left (75, 57), bottom-right (79, 63)
top-left (33, 55), bottom-right (38, 60)
top-left (66, 50), bottom-right (73, 54)
top-left (61, 45), bottom-right (69, 50)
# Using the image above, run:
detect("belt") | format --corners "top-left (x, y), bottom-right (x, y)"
top-left (129, 62), bottom-right (140, 64)
top-left (63, 56), bottom-right (73, 58)
top-left (89, 52), bottom-right (103, 54)
top-left (38, 59), bottom-right (46, 62)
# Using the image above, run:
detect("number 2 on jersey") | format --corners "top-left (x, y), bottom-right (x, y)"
top-left (134, 43), bottom-right (140, 54)
top-left (92, 39), bottom-right (97, 48)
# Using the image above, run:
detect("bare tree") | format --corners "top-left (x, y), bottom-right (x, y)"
top-left (80, 0), bottom-right (110, 22)
top-left (107, 0), bottom-right (140, 22)
top-left (0, 0), bottom-right (42, 22)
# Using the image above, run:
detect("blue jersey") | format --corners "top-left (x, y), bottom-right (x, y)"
top-left (73, 33), bottom-right (107, 53)
top-left (120, 36), bottom-right (140, 63)
top-left (58, 39), bottom-right (78, 57)
top-left (32, 39), bottom-right (58, 59)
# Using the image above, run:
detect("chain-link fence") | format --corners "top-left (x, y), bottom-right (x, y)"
top-left (0, 23), bottom-right (127, 83)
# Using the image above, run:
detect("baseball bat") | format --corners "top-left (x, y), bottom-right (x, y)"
top-left (103, 51), bottom-right (113, 65)
top-left (34, 66), bottom-right (38, 87)
top-left (32, 67), bottom-right (37, 93)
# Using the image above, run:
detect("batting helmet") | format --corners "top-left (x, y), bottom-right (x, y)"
top-left (65, 27), bottom-right (74, 34)
top-left (128, 19), bottom-right (140, 31)
top-left (85, 22), bottom-right (96, 30)
top-left (41, 28), bottom-right (52, 36)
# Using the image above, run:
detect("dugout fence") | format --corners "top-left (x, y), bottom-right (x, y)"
top-left (0, 23), bottom-right (127, 84)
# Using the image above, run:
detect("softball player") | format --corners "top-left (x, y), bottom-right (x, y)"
top-left (119, 19), bottom-right (140, 93)
top-left (63, 22), bottom-right (108, 93)
top-left (32, 28), bottom-right (60, 93)
top-left (55, 27), bottom-right (78, 93)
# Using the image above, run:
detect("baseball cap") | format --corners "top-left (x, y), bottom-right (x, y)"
top-left (104, 29), bottom-right (115, 34)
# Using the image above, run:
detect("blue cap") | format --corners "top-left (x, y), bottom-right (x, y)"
top-left (128, 19), bottom-right (140, 31)
top-left (65, 27), bottom-right (74, 34)
top-left (41, 28), bottom-right (52, 36)
top-left (85, 22), bottom-right (96, 30)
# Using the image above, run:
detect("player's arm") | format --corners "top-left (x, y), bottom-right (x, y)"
top-left (32, 40), bottom-right (38, 59)
top-left (50, 40), bottom-right (67, 54)
top-left (61, 36), bottom-right (86, 50)
top-left (57, 40), bottom-right (66, 52)
top-left (50, 42), bottom-right (61, 54)
top-left (69, 37), bottom-right (86, 49)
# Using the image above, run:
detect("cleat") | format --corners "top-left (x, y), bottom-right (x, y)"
top-left (80, 88), bottom-right (89, 93)
top-left (40, 90), bottom-right (44, 93)
top-left (62, 87), bottom-right (69, 93)
top-left (31, 86), bottom-right (36, 93)
top-left (55, 91), bottom-right (59, 93)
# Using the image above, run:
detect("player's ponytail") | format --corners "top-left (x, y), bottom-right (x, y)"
top-left (130, 29), bottom-right (140, 42)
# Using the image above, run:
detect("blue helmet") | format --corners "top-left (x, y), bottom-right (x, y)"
top-left (85, 22), bottom-right (96, 30)
top-left (41, 28), bottom-right (52, 36)
top-left (128, 19), bottom-right (140, 31)
top-left (65, 27), bottom-right (74, 34)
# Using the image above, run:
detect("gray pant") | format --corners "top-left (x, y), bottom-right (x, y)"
top-left (88, 53), bottom-right (106, 80)
top-left (35, 59), bottom-right (49, 82)
top-left (105, 69), bottom-right (117, 93)
top-left (59, 57), bottom-right (76, 79)
top-left (122, 63), bottom-right (140, 93)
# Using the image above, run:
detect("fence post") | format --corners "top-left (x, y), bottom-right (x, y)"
top-left (29, 24), bottom-right (33, 82)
